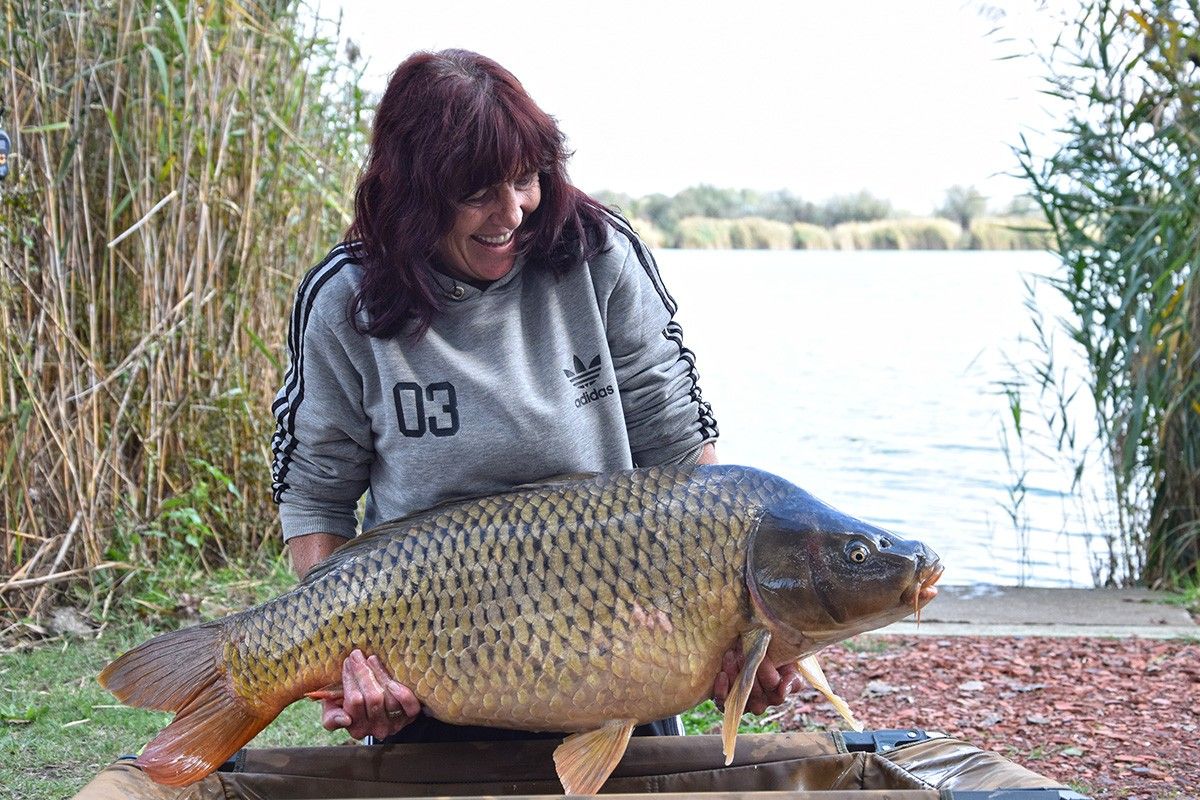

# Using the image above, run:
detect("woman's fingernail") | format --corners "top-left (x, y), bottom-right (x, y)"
top-left (388, 681), bottom-right (404, 696)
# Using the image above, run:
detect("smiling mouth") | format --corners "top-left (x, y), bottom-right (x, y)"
top-left (473, 231), bottom-right (513, 247)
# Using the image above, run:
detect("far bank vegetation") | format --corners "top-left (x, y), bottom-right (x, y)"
top-left (597, 185), bottom-right (1053, 251)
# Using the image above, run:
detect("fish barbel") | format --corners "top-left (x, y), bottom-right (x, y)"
top-left (100, 465), bottom-right (942, 793)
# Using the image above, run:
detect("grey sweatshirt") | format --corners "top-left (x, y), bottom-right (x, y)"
top-left (271, 221), bottom-right (718, 541)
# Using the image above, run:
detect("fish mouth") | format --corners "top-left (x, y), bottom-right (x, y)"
top-left (906, 559), bottom-right (944, 622)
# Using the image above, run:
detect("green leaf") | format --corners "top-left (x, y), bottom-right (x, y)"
top-left (20, 122), bottom-right (69, 133)
top-left (146, 44), bottom-right (170, 102)
top-left (162, 0), bottom-right (188, 53)
top-left (244, 323), bottom-right (283, 372)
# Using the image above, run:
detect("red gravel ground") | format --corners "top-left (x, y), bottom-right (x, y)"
top-left (780, 635), bottom-right (1200, 800)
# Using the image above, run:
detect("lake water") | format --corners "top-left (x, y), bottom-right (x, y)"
top-left (657, 249), bottom-right (1106, 588)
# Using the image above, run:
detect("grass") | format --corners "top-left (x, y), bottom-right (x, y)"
top-left (3, 548), bottom-right (321, 798)
top-left (2, 552), bottom-right (336, 799)
top-left (838, 635), bottom-right (895, 655)
top-left (1, 624), bottom-right (345, 800)
top-left (1160, 579), bottom-right (1200, 620)
top-left (88, 545), bottom-right (298, 625)
top-left (680, 700), bottom-right (782, 736)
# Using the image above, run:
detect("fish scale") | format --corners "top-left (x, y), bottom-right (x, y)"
top-left (234, 468), bottom-right (764, 727)
top-left (99, 464), bottom-right (943, 793)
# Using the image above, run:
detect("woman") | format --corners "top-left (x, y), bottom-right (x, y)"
top-left (271, 49), bottom-right (799, 744)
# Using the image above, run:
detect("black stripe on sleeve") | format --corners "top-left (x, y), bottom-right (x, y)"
top-left (271, 244), bottom-right (356, 503)
top-left (602, 210), bottom-right (718, 442)
top-left (602, 209), bottom-right (678, 316)
top-left (664, 320), bottom-right (719, 441)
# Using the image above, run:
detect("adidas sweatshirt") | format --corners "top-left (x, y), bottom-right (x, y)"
top-left (271, 222), bottom-right (718, 541)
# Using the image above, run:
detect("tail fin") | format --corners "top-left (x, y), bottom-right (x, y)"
top-left (99, 622), bottom-right (275, 786)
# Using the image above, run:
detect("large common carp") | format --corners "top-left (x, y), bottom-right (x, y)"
top-left (100, 465), bottom-right (942, 793)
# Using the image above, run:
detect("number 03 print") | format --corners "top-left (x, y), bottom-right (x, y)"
top-left (393, 381), bottom-right (459, 438)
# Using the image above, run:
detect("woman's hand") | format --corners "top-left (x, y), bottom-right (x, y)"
top-left (321, 649), bottom-right (421, 740)
top-left (711, 643), bottom-right (802, 716)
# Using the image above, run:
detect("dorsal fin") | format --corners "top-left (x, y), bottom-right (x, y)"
top-left (509, 471), bottom-right (599, 491)
top-left (298, 472), bottom-right (601, 586)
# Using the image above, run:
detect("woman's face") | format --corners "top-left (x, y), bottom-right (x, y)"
top-left (436, 172), bottom-right (542, 282)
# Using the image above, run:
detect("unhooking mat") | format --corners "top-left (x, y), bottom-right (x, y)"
top-left (72, 731), bottom-right (1074, 799)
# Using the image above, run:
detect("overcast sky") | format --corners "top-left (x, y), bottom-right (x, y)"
top-left (329, 0), bottom-right (1066, 214)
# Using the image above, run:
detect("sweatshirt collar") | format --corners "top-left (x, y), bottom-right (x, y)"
top-left (430, 253), bottom-right (526, 303)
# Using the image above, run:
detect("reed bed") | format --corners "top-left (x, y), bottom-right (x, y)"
top-left (628, 217), bottom-right (669, 249)
top-left (1015, 1), bottom-right (1199, 586)
top-left (791, 223), bottom-right (833, 250)
top-left (670, 216), bottom-right (1044, 251)
top-left (900, 218), bottom-right (967, 251)
top-left (968, 217), bottom-right (1054, 251)
top-left (830, 219), bottom-right (964, 251)
top-left (675, 216), bottom-right (734, 249)
top-left (0, 0), bottom-right (365, 620)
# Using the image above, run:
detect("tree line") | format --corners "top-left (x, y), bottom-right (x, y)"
top-left (593, 184), bottom-right (1027, 232)
top-left (590, 185), bottom-right (1046, 250)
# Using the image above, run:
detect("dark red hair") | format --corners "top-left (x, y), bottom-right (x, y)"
top-left (347, 49), bottom-right (609, 338)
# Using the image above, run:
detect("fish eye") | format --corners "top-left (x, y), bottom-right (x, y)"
top-left (847, 543), bottom-right (870, 564)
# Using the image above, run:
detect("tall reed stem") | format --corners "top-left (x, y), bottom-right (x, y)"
top-left (0, 0), bottom-right (366, 619)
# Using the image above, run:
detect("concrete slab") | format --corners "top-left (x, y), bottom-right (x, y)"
top-left (870, 585), bottom-right (1199, 639)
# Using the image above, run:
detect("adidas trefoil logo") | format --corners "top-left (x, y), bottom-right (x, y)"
top-left (563, 354), bottom-right (602, 389)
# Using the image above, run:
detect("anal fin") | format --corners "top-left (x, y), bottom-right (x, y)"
top-left (136, 673), bottom-right (274, 786)
top-left (722, 627), bottom-right (771, 765)
top-left (797, 654), bottom-right (863, 732)
top-left (552, 719), bottom-right (636, 795)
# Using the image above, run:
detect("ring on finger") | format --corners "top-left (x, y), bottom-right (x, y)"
top-left (386, 709), bottom-right (407, 719)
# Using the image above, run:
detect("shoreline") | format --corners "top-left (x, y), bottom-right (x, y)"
top-left (883, 585), bottom-right (1198, 639)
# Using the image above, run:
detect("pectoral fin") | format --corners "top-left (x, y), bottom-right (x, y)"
top-left (797, 654), bottom-right (863, 732)
top-left (552, 719), bottom-right (636, 795)
top-left (303, 682), bottom-right (344, 702)
top-left (722, 627), bottom-right (771, 765)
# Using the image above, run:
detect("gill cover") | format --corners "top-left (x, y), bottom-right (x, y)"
top-left (747, 488), bottom-right (934, 644)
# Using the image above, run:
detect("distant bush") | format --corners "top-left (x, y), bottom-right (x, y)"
top-left (831, 224), bottom-right (862, 250)
top-left (629, 217), bottom-right (670, 249)
top-left (819, 190), bottom-right (895, 226)
top-left (727, 218), bottom-right (793, 249)
top-left (832, 221), bottom-right (908, 250)
top-left (676, 216), bottom-right (732, 249)
top-left (968, 217), bottom-right (1054, 250)
top-left (896, 218), bottom-right (963, 250)
top-left (866, 223), bottom-right (906, 250)
top-left (792, 223), bottom-right (834, 249)
top-left (660, 214), bottom-right (1050, 251)
top-left (675, 217), bottom-right (793, 249)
